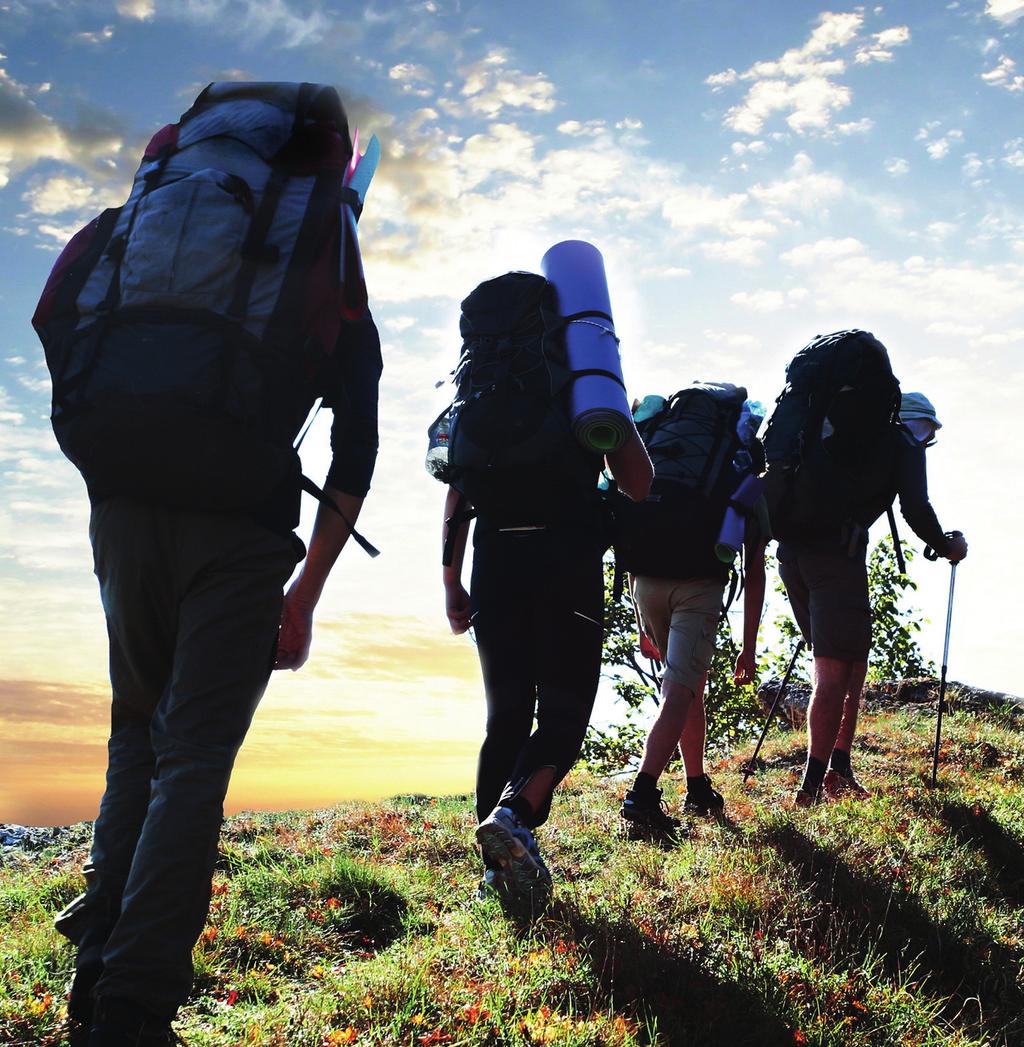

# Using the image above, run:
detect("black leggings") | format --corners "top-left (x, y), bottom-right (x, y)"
top-left (470, 524), bottom-right (604, 831)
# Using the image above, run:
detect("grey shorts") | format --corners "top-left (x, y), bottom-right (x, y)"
top-left (631, 575), bottom-right (725, 692)
top-left (778, 548), bottom-right (870, 662)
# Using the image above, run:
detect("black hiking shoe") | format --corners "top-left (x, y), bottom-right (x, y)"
top-left (68, 1015), bottom-right (91, 1047)
top-left (620, 787), bottom-right (682, 838)
top-left (683, 774), bottom-right (726, 816)
top-left (89, 997), bottom-right (179, 1046)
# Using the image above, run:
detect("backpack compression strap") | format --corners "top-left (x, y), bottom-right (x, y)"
top-left (542, 308), bottom-right (627, 389)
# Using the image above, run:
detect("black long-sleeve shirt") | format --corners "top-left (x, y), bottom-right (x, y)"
top-left (254, 314), bottom-right (382, 539)
top-left (322, 315), bottom-right (382, 498)
top-left (854, 426), bottom-right (947, 553)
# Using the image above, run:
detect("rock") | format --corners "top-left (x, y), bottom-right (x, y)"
top-left (0, 823), bottom-right (90, 864)
top-left (755, 676), bottom-right (1024, 728)
top-left (756, 678), bottom-right (811, 728)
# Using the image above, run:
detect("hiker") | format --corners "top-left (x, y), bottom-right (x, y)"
top-left (434, 270), bottom-right (651, 907)
top-left (613, 386), bottom-right (771, 834)
top-left (33, 83), bottom-right (381, 1046)
top-left (763, 332), bottom-right (968, 807)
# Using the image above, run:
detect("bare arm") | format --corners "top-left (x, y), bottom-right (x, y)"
top-left (734, 536), bottom-right (768, 684)
top-left (275, 487), bottom-right (365, 670)
top-left (442, 485), bottom-right (473, 634)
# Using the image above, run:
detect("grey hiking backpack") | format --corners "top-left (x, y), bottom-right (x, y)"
top-left (611, 382), bottom-right (757, 581)
top-left (32, 81), bottom-right (372, 528)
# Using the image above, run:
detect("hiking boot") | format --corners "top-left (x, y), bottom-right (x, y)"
top-left (620, 787), bottom-right (682, 837)
top-left (683, 774), bottom-right (726, 816)
top-left (88, 997), bottom-right (178, 1046)
top-left (68, 1015), bottom-right (91, 1047)
top-left (475, 807), bottom-right (552, 910)
top-left (793, 788), bottom-right (819, 809)
top-left (475, 867), bottom-right (508, 902)
top-left (823, 769), bottom-right (872, 801)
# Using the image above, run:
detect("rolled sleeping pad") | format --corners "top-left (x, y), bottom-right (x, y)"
top-left (541, 240), bottom-right (633, 453)
top-left (715, 473), bottom-right (765, 564)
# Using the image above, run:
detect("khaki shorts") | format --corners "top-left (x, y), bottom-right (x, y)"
top-left (631, 575), bottom-right (725, 692)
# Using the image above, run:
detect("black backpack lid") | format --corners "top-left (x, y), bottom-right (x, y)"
top-left (459, 272), bottom-right (551, 338)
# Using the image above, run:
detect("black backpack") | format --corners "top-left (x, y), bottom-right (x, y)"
top-left (427, 272), bottom-right (601, 532)
top-left (612, 382), bottom-right (753, 581)
top-left (763, 329), bottom-right (901, 542)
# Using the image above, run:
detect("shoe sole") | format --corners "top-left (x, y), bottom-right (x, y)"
top-left (475, 822), bottom-right (551, 908)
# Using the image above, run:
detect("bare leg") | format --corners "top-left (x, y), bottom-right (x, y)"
top-left (517, 766), bottom-right (557, 816)
top-left (807, 656), bottom-right (855, 763)
top-left (678, 673), bottom-right (709, 779)
top-left (833, 660), bottom-right (867, 754)
top-left (639, 677), bottom-right (695, 779)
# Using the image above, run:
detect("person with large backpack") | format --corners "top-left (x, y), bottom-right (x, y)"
top-left (763, 331), bottom-right (968, 807)
top-left (33, 83), bottom-right (382, 1047)
top-left (613, 384), bottom-right (771, 834)
top-left (432, 271), bottom-right (651, 908)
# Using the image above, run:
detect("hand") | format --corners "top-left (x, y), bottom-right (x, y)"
top-left (275, 589), bottom-right (315, 671)
top-left (946, 532), bottom-right (967, 563)
top-left (734, 647), bottom-right (757, 685)
top-left (445, 583), bottom-right (472, 634)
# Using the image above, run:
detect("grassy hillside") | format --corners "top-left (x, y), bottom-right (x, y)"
top-left (2, 706), bottom-right (1023, 1047)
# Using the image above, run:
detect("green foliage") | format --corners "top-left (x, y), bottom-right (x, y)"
top-left (866, 537), bottom-right (935, 683)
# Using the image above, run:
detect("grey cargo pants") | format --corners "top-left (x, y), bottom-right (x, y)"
top-left (65, 497), bottom-right (297, 1018)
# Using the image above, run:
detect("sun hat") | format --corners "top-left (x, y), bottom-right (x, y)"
top-left (899, 392), bottom-right (941, 445)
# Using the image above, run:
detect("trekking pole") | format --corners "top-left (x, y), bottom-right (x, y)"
top-left (886, 506), bottom-right (906, 576)
top-left (742, 638), bottom-right (805, 782)
top-left (928, 559), bottom-right (958, 787)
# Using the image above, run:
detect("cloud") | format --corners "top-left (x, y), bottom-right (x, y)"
top-left (885, 157), bottom-right (910, 176)
top-left (705, 12), bottom-right (908, 137)
top-left (700, 237), bottom-right (768, 266)
top-left (557, 119), bottom-right (606, 137)
top-left (781, 237), bottom-right (866, 267)
top-left (460, 50), bottom-right (557, 118)
top-left (116, 0), bottom-right (155, 18)
top-left (855, 25), bottom-right (910, 63)
top-left (985, 0), bottom-right (1024, 24)
top-left (388, 62), bottom-right (433, 96)
top-left (749, 151), bottom-right (844, 216)
top-left (1005, 139), bottom-right (1024, 167)
top-left (981, 55), bottom-right (1024, 92)
top-left (916, 125), bottom-right (964, 160)
top-left (0, 64), bottom-right (132, 195)
top-left (21, 173), bottom-right (119, 215)
top-left (158, 0), bottom-right (336, 48)
top-left (779, 238), bottom-right (1024, 328)
top-left (730, 289), bottom-right (786, 312)
top-left (75, 25), bottom-right (115, 44)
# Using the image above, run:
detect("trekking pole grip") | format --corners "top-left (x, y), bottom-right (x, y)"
top-left (924, 530), bottom-right (962, 562)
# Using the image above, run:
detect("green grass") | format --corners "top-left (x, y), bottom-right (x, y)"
top-left (2, 707), bottom-right (1023, 1046)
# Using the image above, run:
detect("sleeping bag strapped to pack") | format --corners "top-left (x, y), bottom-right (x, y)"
top-left (762, 329), bottom-right (901, 543)
top-left (426, 272), bottom-right (602, 528)
top-left (32, 81), bottom-right (368, 512)
top-left (613, 382), bottom-right (754, 581)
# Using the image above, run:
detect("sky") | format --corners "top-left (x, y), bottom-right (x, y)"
top-left (1, 0), bottom-right (1022, 824)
